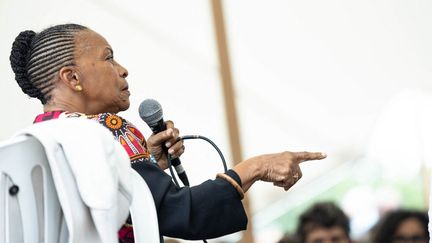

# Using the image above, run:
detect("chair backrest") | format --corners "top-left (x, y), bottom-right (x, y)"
top-left (0, 135), bottom-right (64, 243)
top-left (129, 170), bottom-right (160, 243)
top-left (0, 119), bottom-right (160, 243)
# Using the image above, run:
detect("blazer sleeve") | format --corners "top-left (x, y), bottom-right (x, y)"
top-left (131, 161), bottom-right (248, 240)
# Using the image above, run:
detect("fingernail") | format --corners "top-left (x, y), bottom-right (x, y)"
top-left (321, 153), bottom-right (327, 158)
top-left (165, 142), bottom-right (171, 147)
top-left (168, 148), bottom-right (174, 154)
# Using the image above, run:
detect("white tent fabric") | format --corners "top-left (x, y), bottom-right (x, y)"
top-left (1, 0), bottom-right (432, 242)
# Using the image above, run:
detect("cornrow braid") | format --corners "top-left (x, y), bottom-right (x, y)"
top-left (9, 24), bottom-right (87, 104)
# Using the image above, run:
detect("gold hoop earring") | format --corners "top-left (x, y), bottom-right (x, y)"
top-left (75, 85), bottom-right (83, 91)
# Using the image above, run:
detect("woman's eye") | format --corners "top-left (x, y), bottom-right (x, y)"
top-left (106, 56), bottom-right (114, 61)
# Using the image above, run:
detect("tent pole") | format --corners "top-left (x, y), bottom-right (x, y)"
top-left (210, 1), bottom-right (255, 242)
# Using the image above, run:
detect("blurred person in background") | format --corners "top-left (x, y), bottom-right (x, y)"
top-left (278, 233), bottom-right (300, 243)
top-left (295, 201), bottom-right (352, 243)
top-left (371, 209), bottom-right (429, 243)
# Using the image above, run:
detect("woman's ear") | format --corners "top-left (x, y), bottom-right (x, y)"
top-left (58, 66), bottom-right (81, 91)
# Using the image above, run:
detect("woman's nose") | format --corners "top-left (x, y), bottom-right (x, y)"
top-left (118, 63), bottom-right (128, 78)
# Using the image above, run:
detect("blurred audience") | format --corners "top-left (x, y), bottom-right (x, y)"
top-left (278, 233), bottom-right (299, 243)
top-left (279, 201), bottom-right (352, 243)
top-left (371, 209), bottom-right (429, 243)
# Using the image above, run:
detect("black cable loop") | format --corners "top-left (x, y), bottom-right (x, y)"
top-left (180, 135), bottom-right (227, 172)
top-left (166, 135), bottom-right (226, 243)
top-left (167, 154), bottom-right (181, 188)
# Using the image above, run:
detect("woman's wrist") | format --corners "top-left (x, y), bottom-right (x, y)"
top-left (233, 156), bottom-right (263, 192)
top-left (216, 173), bottom-right (244, 200)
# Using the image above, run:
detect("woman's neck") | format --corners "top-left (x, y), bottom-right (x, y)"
top-left (43, 99), bottom-right (86, 114)
top-left (43, 86), bottom-right (88, 113)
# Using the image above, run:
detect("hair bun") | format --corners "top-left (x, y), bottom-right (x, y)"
top-left (9, 30), bottom-right (39, 98)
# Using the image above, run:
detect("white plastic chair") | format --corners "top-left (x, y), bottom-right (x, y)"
top-left (0, 135), bottom-right (63, 243)
top-left (129, 170), bottom-right (160, 243)
top-left (0, 119), bottom-right (160, 243)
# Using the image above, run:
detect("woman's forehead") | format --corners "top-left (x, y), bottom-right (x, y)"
top-left (75, 29), bottom-right (111, 55)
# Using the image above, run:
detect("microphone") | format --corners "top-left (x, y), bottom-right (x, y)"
top-left (139, 99), bottom-right (190, 186)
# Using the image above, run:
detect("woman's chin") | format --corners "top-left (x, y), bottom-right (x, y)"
top-left (119, 100), bottom-right (131, 112)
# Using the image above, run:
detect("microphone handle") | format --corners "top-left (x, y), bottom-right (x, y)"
top-left (150, 120), bottom-right (190, 186)
top-left (172, 158), bottom-right (190, 186)
top-left (169, 156), bottom-right (189, 186)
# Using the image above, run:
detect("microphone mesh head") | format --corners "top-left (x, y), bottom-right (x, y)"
top-left (139, 99), bottom-right (163, 126)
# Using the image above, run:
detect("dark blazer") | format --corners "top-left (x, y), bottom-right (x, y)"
top-left (133, 162), bottom-right (248, 240)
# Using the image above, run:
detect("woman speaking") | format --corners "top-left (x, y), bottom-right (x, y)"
top-left (9, 23), bottom-right (326, 242)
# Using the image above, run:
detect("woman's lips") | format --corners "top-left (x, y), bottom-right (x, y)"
top-left (121, 84), bottom-right (130, 95)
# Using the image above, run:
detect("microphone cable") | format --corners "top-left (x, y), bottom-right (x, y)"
top-left (166, 135), bottom-right (228, 243)
top-left (181, 135), bottom-right (227, 172)
top-left (167, 135), bottom-right (228, 188)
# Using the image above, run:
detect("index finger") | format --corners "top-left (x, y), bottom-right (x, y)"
top-left (294, 151), bottom-right (327, 163)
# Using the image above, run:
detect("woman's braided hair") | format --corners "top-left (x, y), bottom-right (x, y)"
top-left (10, 24), bottom-right (87, 104)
